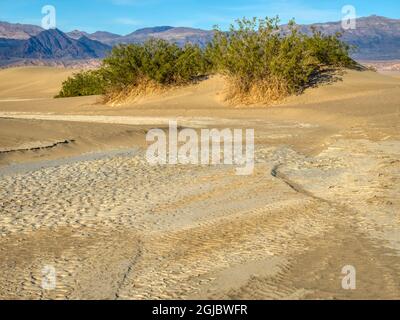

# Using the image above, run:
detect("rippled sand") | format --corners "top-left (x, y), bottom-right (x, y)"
top-left (0, 67), bottom-right (399, 299)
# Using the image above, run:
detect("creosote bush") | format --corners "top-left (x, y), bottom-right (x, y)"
top-left (57, 17), bottom-right (357, 105)
top-left (209, 17), bottom-right (357, 104)
top-left (57, 39), bottom-right (211, 104)
top-left (103, 40), bottom-right (210, 87)
top-left (56, 70), bottom-right (106, 98)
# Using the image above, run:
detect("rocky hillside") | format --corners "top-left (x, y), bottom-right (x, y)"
top-left (284, 15), bottom-right (400, 60)
top-left (0, 29), bottom-right (111, 66)
top-left (0, 21), bottom-right (43, 40)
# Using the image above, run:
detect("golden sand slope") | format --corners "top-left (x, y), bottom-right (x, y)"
top-left (0, 67), bottom-right (75, 99)
top-left (0, 67), bottom-right (398, 114)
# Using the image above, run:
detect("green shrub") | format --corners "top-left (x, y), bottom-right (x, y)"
top-left (175, 44), bottom-right (212, 82)
top-left (56, 70), bottom-right (106, 97)
top-left (57, 16), bottom-right (357, 105)
top-left (305, 27), bottom-right (357, 68)
top-left (209, 17), bottom-right (357, 103)
top-left (101, 39), bottom-right (210, 88)
top-left (57, 39), bottom-right (211, 101)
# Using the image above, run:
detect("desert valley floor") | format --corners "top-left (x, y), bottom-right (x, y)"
top-left (0, 67), bottom-right (399, 299)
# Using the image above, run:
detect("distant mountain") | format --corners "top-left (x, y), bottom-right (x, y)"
top-left (67, 25), bottom-right (214, 47)
top-left (0, 21), bottom-right (43, 40)
top-left (77, 35), bottom-right (113, 58)
top-left (283, 15), bottom-right (400, 60)
top-left (130, 26), bottom-right (175, 35)
top-left (0, 29), bottom-right (111, 63)
top-left (110, 26), bottom-right (214, 46)
top-left (0, 15), bottom-right (400, 66)
top-left (67, 30), bottom-right (121, 43)
top-left (89, 31), bottom-right (121, 43)
top-left (66, 30), bottom-right (90, 39)
top-left (0, 39), bottom-right (24, 60)
top-left (337, 15), bottom-right (400, 60)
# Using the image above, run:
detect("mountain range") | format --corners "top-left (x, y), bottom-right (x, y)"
top-left (283, 15), bottom-right (400, 60)
top-left (0, 15), bottom-right (399, 67)
top-left (0, 28), bottom-right (110, 61)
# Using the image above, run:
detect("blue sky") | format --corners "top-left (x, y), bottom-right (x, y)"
top-left (0, 0), bottom-right (399, 35)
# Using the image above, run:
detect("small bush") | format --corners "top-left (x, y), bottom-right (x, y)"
top-left (305, 27), bottom-right (357, 68)
top-left (56, 70), bottom-right (106, 98)
top-left (57, 39), bottom-right (211, 103)
top-left (100, 39), bottom-right (211, 104)
top-left (209, 17), bottom-right (357, 104)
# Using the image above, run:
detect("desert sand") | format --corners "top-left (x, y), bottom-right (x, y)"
top-left (0, 67), bottom-right (399, 299)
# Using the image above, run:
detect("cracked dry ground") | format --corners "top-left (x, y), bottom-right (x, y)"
top-left (0, 123), bottom-right (399, 300)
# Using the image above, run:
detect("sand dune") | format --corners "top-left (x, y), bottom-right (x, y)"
top-left (0, 67), bottom-right (399, 299)
top-left (283, 69), bottom-right (400, 105)
top-left (0, 67), bottom-right (75, 99)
